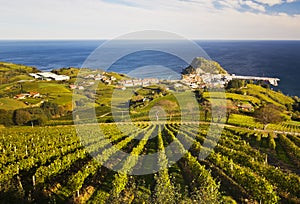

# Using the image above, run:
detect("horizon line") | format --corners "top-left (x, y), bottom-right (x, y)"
top-left (1, 38), bottom-right (300, 41)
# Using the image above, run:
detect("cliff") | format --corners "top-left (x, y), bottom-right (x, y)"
top-left (182, 57), bottom-right (228, 75)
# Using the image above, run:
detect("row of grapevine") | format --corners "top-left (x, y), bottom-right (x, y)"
top-left (286, 134), bottom-right (300, 147)
top-left (278, 134), bottom-right (300, 167)
top-left (34, 148), bottom-right (87, 186)
top-left (227, 114), bottom-right (264, 129)
top-left (92, 125), bottom-right (153, 166)
top-left (164, 125), bottom-right (221, 203)
top-left (170, 124), bottom-right (281, 203)
top-left (214, 143), bottom-right (300, 201)
top-left (209, 153), bottom-right (279, 204)
top-left (267, 122), bottom-right (300, 133)
top-left (47, 124), bottom-right (151, 203)
top-left (109, 125), bottom-right (156, 199)
top-left (192, 124), bottom-right (300, 202)
top-left (0, 127), bottom-right (79, 167)
top-left (0, 128), bottom-right (82, 190)
top-left (153, 125), bottom-right (176, 203)
top-left (1, 123), bottom-right (299, 203)
top-left (54, 160), bottom-right (99, 200)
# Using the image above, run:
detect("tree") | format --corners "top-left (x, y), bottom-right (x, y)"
top-left (13, 109), bottom-right (31, 125)
top-left (156, 100), bottom-right (178, 121)
top-left (226, 79), bottom-right (245, 89)
top-left (202, 101), bottom-right (211, 122)
top-left (254, 104), bottom-right (285, 129)
top-left (194, 89), bottom-right (204, 103)
top-left (41, 101), bottom-right (60, 116)
top-left (131, 94), bottom-right (144, 103)
top-left (226, 104), bottom-right (238, 123)
top-left (292, 97), bottom-right (300, 118)
top-left (213, 105), bottom-right (226, 123)
top-left (0, 109), bottom-right (14, 126)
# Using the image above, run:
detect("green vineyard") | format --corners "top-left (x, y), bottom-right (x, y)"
top-left (1, 123), bottom-right (300, 204)
top-left (267, 121), bottom-right (300, 133)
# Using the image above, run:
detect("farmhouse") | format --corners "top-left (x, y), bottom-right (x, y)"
top-left (14, 92), bottom-right (41, 99)
top-left (14, 94), bottom-right (28, 99)
top-left (29, 92), bottom-right (40, 98)
top-left (238, 103), bottom-right (254, 112)
top-left (69, 85), bottom-right (77, 89)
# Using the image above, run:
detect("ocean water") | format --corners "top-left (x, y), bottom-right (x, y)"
top-left (0, 40), bottom-right (299, 97)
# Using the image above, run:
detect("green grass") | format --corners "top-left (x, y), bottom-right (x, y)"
top-left (0, 62), bottom-right (36, 72)
top-left (108, 72), bottom-right (128, 81)
top-left (0, 62), bottom-right (38, 85)
top-left (22, 82), bottom-right (71, 94)
top-left (246, 84), bottom-right (293, 107)
top-left (228, 114), bottom-right (264, 129)
top-left (0, 98), bottom-right (27, 110)
top-left (0, 84), bottom-right (13, 94)
top-left (21, 98), bottom-right (42, 105)
top-left (9, 75), bottom-right (33, 82)
top-left (203, 92), bottom-right (261, 105)
top-left (204, 85), bottom-right (294, 109)
top-left (50, 93), bottom-right (92, 106)
top-left (49, 93), bottom-right (74, 105)
top-left (128, 91), bottom-right (203, 121)
top-left (52, 67), bottom-right (81, 78)
top-left (139, 94), bottom-right (178, 111)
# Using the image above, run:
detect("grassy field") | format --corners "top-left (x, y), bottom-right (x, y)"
top-left (246, 84), bottom-right (293, 107)
top-left (22, 82), bottom-right (71, 94)
top-left (228, 113), bottom-right (264, 129)
top-left (0, 62), bottom-right (38, 86)
top-left (203, 92), bottom-right (261, 105)
top-left (0, 62), bottom-right (36, 72)
top-left (0, 98), bottom-right (27, 110)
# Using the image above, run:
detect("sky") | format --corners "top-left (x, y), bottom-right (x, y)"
top-left (0, 0), bottom-right (300, 40)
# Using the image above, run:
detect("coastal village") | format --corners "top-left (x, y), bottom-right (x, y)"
top-left (15, 69), bottom-right (280, 99)
top-left (181, 73), bottom-right (280, 89)
top-left (12, 57), bottom-right (280, 114)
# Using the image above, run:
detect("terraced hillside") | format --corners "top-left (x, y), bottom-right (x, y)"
top-left (1, 62), bottom-right (300, 203)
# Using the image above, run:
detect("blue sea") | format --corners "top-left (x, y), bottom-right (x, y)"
top-left (0, 40), bottom-right (299, 97)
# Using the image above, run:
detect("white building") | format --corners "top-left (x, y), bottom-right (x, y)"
top-left (29, 72), bottom-right (70, 81)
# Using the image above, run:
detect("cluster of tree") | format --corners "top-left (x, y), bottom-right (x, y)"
top-left (226, 79), bottom-right (246, 90)
top-left (254, 103), bottom-right (285, 129)
top-left (13, 108), bottom-right (47, 126)
top-left (0, 102), bottom-right (67, 126)
top-left (0, 109), bottom-right (14, 126)
top-left (51, 67), bottom-right (79, 79)
top-left (292, 96), bottom-right (300, 121)
top-left (130, 86), bottom-right (169, 109)
top-left (199, 100), bottom-right (286, 128)
top-left (226, 79), bottom-right (271, 92)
